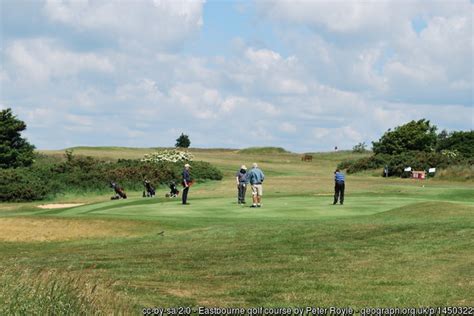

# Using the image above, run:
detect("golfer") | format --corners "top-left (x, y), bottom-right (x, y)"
top-left (182, 163), bottom-right (191, 205)
top-left (235, 165), bottom-right (249, 204)
top-left (333, 169), bottom-right (345, 205)
top-left (247, 162), bottom-right (265, 208)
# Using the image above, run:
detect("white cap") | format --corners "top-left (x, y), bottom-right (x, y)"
top-left (184, 163), bottom-right (191, 168)
top-left (252, 162), bottom-right (258, 168)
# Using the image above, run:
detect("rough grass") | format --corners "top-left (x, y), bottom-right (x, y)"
top-left (0, 217), bottom-right (149, 242)
top-left (238, 147), bottom-right (291, 154)
top-left (0, 267), bottom-right (132, 314)
top-left (435, 164), bottom-right (474, 181)
top-left (2, 147), bottom-right (473, 313)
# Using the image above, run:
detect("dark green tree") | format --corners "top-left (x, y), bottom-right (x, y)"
top-left (175, 133), bottom-right (191, 148)
top-left (437, 129), bottom-right (449, 143)
top-left (0, 108), bottom-right (36, 168)
top-left (352, 142), bottom-right (367, 153)
top-left (436, 130), bottom-right (474, 158)
top-left (372, 119), bottom-right (437, 155)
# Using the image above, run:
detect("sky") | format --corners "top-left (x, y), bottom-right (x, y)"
top-left (1, 0), bottom-right (473, 152)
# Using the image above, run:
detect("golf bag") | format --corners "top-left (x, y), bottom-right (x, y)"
top-left (110, 182), bottom-right (127, 200)
top-left (166, 181), bottom-right (179, 198)
top-left (143, 180), bottom-right (155, 197)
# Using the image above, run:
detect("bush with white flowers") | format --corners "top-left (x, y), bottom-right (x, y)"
top-left (142, 149), bottom-right (194, 163)
top-left (441, 149), bottom-right (458, 159)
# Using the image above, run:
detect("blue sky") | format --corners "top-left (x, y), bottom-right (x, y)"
top-left (1, 0), bottom-right (472, 152)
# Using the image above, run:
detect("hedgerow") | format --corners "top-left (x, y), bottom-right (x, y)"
top-left (0, 153), bottom-right (223, 202)
top-left (337, 151), bottom-right (465, 177)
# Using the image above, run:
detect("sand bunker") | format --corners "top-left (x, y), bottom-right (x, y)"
top-left (37, 203), bottom-right (85, 209)
top-left (0, 218), bottom-right (142, 242)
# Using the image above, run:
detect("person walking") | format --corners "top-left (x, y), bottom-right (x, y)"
top-left (235, 165), bottom-right (249, 204)
top-left (247, 162), bottom-right (265, 208)
top-left (182, 163), bottom-right (191, 205)
top-left (333, 169), bottom-right (345, 205)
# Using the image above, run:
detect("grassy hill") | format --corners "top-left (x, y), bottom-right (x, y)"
top-left (1, 147), bottom-right (473, 313)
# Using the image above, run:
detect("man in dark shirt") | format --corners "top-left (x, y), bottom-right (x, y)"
top-left (333, 169), bottom-right (345, 205)
top-left (182, 163), bottom-right (191, 205)
top-left (235, 165), bottom-right (249, 204)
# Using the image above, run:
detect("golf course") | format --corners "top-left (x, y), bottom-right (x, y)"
top-left (0, 147), bottom-right (473, 314)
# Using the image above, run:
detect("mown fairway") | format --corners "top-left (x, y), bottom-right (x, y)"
top-left (1, 148), bottom-right (473, 314)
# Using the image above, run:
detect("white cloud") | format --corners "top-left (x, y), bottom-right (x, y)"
top-left (259, 0), bottom-right (395, 34)
top-left (279, 122), bottom-right (297, 133)
top-left (244, 47), bottom-right (283, 70)
top-left (0, 70), bottom-right (10, 84)
top-left (312, 126), bottom-right (362, 147)
top-left (218, 96), bottom-right (279, 117)
top-left (226, 47), bottom-right (308, 96)
top-left (259, 0), bottom-right (473, 105)
top-left (75, 89), bottom-right (99, 109)
top-left (18, 107), bottom-right (58, 129)
top-left (169, 83), bottom-right (222, 120)
top-left (116, 79), bottom-right (164, 101)
top-left (220, 97), bottom-right (241, 113)
top-left (312, 127), bottom-right (330, 140)
top-left (43, 0), bottom-right (205, 51)
top-left (66, 114), bottom-right (93, 126)
top-left (5, 39), bottom-right (113, 82)
top-left (276, 79), bottom-right (308, 94)
top-left (250, 125), bottom-right (274, 141)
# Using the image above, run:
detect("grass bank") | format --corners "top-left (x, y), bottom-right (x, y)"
top-left (1, 147), bottom-right (472, 313)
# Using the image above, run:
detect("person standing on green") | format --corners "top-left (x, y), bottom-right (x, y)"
top-left (333, 169), bottom-right (345, 205)
top-left (235, 165), bottom-right (249, 204)
top-left (247, 162), bottom-right (265, 208)
top-left (182, 163), bottom-right (191, 205)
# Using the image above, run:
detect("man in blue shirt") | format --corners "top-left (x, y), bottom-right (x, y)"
top-left (333, 169), bottom-right (345, 205)
top-left (247, 162), bottom-right (265, 208)
top-left (182, 163), bottom-right (191, 205)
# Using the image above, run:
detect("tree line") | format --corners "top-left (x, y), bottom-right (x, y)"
top-left (341, 119), bottom-right (473, 177)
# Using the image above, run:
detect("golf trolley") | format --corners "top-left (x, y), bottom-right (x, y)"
top-left (110, 182), bottom-right (127, 200)
top-left (165, 181), bottom-right (179, 198)
top-left (143, 179), bottom-right (156, 198)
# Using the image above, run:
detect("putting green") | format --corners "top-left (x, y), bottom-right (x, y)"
top-left (35, 189), bottom-right (471, 221)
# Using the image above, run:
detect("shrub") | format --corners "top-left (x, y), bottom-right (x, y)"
top-left (337, 159), bottom-right (356, 171)
top-left (436, 130), bottom-right (474, 158)
top-left (386, 151), bottom-right (464, 177)
top-left (352, 142), bottom-right (368, 153)
top-left (0, 153), bottom-right (223, 201)
top-left (0, 168), bottom-right (51, 201)
top-left (186, 161), bottom-right (223, 182)
top-left (337, 154), bottom-right (389, 174)
top-left (338, 150), bottom-right (468, 177)
top-left (386, 152), bottom-right (421, 177)
top-left (142, 149), bottom-right (194, 163)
